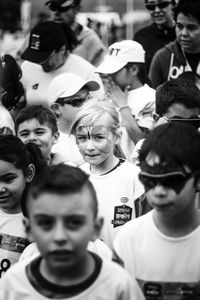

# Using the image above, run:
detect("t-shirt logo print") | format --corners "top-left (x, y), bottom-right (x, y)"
top-left (111, 197), bottom-right (132, 228)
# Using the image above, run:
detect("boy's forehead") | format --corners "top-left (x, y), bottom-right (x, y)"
top-left (27, 188), bottom-right (95, 216)
top-left (18, 118), bottom-right (50, 130)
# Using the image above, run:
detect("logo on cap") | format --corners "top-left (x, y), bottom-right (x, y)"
top-left (30, 34), bottom-right (40, 50)
top-left (109, 48), bottom-right (121, 56)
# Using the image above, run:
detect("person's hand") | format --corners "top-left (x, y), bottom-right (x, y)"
top-left (106, 77), bottom-right (129, 108)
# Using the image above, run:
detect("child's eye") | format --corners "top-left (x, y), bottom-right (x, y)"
top-left (19, 132), bottom-right (29, 138)
top-left (66, 218), bottom-right (84, 230)
top-left (36, 130), bottom-right (45, 135)
top-left (76, 135), bottom-right (87, 143)
top-left (2, 175), bottom-right (17, 183)
top-left (37, 219), bottom-right (54, 230)
top-left (94, 135), bottom-right (105, 141)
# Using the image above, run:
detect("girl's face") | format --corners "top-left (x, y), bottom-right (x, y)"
top-left (0, 160), bottom-right (27, 214)
top-left (75, 116), bottom-right (119, 173)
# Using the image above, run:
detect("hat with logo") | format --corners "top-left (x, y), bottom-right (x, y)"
top-left (21, 21), bottom-right (66, 64)
top-left (47, 73), bottom-right (100, 105)
top-left (96, 40), bottom-right (145, 74)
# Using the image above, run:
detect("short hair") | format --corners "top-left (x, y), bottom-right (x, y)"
top-left (126, 62), bottom-right (151, 85)
top-left (145, 0), bottom-right (176, 6)
top-left (71, 98), bottom-right (120, 136)
top-left (23, 164), bottom-right (98, 218)
top-left (0, 135), bottom-right (46, 175)
top-left (174, 0), bottom-right (200, 24)
top-left (155, 78), bottom-right (200, 116)
top-left (178, 71), bottom-right (200, 85)
top-left (15, 105), bottom-right (58, 135)
top-left (139, 122), bottom-right (200, 173)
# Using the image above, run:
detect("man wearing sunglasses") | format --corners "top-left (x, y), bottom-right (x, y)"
top-left (47, 72), bottom-right (100, 165)
top-left (114, 122), bottom-right (200, 299)
top-left (134, 0), bottom-right (176, 72)
top-left (150, 0), bottom-right (200, 88)
top-left (45, 0), bottom-right (107, 66)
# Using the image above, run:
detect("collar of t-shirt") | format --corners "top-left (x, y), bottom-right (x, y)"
top-left (25, 252), bottom-right (102, 299)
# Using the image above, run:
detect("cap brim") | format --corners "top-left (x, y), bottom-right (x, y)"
top-left (21, 48), bottom-right (52, 64)
top-left (60, 80), bottom-right (100, 98)
top-left (96, 57), bottom-right (127, 74)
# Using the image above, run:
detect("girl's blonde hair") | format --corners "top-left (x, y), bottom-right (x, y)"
top-left (70, 98), bottom-right (120, 136)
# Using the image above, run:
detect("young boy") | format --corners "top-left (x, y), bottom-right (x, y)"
top-left (0, 164), bottom-right (144, 300)
top-left (15, 105), bottom-right (66, 165)
top-left (114, 122), bottom-right (200, 299)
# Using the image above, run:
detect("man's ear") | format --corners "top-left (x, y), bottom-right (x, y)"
top-left (51, 103), bottom-right (62, 118)
top-left (91, 217), bottom-right (104, 241)
top-left (26, 164), bottom-right (35, 183)
top-left (129, 64), bottom-right (139, 76)
top-left (23, 217), bottom-right (34, 242)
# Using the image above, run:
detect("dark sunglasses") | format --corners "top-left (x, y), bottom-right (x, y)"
top-left (57, 97), bottom-right (86, 108)
top-left (139, 171), bottom-right (193, 193)
top-left (45, 1), bottom-right (75, 12)
top-left (145, 1), bottom-right (171, 11)
top-left (169, 115), bottom-right (200, 129)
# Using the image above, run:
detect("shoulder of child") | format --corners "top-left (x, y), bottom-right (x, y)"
top-left (101, 259), bottom-right (145, 300)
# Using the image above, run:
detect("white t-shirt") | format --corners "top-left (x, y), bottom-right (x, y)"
top-left (21, 54), bottom-right (105, 106)
top-left (114, 211), bottom-right (200, 299)
top-left (0, 254), bottom-right (145, 300)
top-left (52, 131), bottom-right (84, 166)
top-left (81, 161), bottom-right (144, 248)
top-left (0, 105), bottom-right (15, 134)
top-left (0, 210), bottom-right (29, 278)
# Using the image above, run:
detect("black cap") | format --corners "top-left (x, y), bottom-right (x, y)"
top-left (21, 21), bottom-right (66, 64)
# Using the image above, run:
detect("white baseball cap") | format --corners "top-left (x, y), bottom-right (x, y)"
top-left (47, 73), bottom-right (100, 105)
top-left (96, 40), bottom-right (145, 74)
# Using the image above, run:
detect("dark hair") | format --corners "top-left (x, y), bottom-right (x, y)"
top-left (139, 122), bottom-right (200, 173)
top-left (126, 62), bottom-right (152, 86)
top-left (156, 78), bottom-right (200, 115)
top-left (178, 71), bottom-right (200, 85)
top-left (174, 0), bottom-right (200, 24)
top-left (23, 164), bottom-right (98, 218)
top-left (0, 135), bottom-right (47, 175)
top-left (15, 105), bottom-right (58, 134)
top-left (0, 54), bottom-right (25, 110)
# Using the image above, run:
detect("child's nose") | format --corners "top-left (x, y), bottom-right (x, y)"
top-left (86, 138), bottom-right (95, 150)
top-left (28, 132), bottom-right (37, 142)
top-left (53, 222), bottom-right (67, 243)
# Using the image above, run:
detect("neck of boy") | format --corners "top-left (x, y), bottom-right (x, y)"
top-left (129, 77), bottom-right (143, 90)
top-left (90, 155), bottom-right (120, 176)
top-left (40, 251), bottom-right (95, 286)
top-left (153, 206), bottom-right (200, 238)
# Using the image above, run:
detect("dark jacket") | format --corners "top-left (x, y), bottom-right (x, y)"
top-left (149, 41), bottom-right (200, 88)
top-left (134, 23), bottom-right (176, 72)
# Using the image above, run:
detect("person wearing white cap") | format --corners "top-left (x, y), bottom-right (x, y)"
top-left (48, 72), bottom-right (100, 165)
top-left (96, 40), bottom-right (155, 162)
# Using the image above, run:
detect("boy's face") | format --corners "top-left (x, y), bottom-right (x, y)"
top-left (17, 119), bottom-right (59, 160)
top-left (140, 152), bottom-right (197, 217)
top-left (26, 186), bottom-right (101, 274)
top-left (0, 160), bottom-right (27, 214)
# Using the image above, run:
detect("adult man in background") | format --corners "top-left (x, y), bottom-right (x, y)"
top-left (134, 0), bottom-right (176, 72)
top-left (21, 21), bottom-right (104, 106)
top-left (45, 0), bottom-right (107, 66)
top-left (149, 0), bottom-right (200, 87)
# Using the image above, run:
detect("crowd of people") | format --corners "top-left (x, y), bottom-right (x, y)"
top-left (0, 0), bottom-right (200, 299)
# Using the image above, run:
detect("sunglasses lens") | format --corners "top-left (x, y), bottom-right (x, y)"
top-left (139, 173), bottom-right (190, 193)
top-left (145, 1), bottom-right (170, 11)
